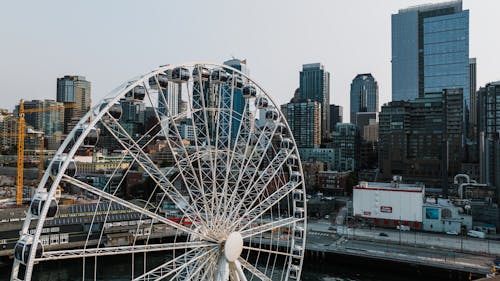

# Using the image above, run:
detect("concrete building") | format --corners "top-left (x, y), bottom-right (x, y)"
top-left (379, 89), bottom-right (464, 191)
top-left (477, 82), bottom-right (500, 197)
top-left (317, 171), bottom-right (349, 195)
top-left (21, 100), bottom-right (64, 136)
top-left (350, 73), bottom-right (378, 124)
top-left (299, 148), bottom-right (335, 170)
top-left (363, 118), bottom-right (379, 142)
top-left (302, 161), bottom-right (324, 191)
top-left (356, 112), bottom-right (377, 141)
top-left (56, 75), bottom-right (91, 134)
top-left (281, 99), bottom-right (321, 148)
top-left (422, 199), bottom-right (472, 233)
top-left (73, 153), bottom-right (132, 175)
top-left (299, 63), bottom-right (330, 138)
top-left (329, 123), bottom-right (359, 171)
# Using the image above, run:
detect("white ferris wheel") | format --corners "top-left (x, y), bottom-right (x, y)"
top-left (11, 62), bottom-right (307, 281)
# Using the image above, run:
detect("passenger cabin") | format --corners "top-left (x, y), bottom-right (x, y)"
top-left (228, 75), bottom-right (244, 89)
top-left (256, 96), bottom-right (269, 109)
top-left (14, 235), bottom-right (43, 264)
top-left (30, 191), bottom-right (58, 218)
top-left (265, 110), bottom-right (279, 122)
top-left (192, 66), bottom-right (210, 81)
top-left (242, 85), bottom-right (257, 99)
top-left (168, 67), bottom-right (190, 83)
top-left (148, 73), bottom-right (169, 89)
top-left (124, 86), bottom-right (146, 101)
top-left (211, 69), bottom-right (229, 83)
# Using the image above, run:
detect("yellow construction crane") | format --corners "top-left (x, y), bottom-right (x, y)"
top-left (6, 100), bottom-right (75, 205)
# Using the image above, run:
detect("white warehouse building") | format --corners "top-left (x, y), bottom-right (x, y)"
top-left (353, 181), bottom-right (425, 229)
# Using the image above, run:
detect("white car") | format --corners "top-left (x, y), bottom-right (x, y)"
top-left (445, 231), bottom-right (459, 235)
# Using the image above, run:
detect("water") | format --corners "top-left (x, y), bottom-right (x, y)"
top-left (0, 254), bottom-right (447, 281)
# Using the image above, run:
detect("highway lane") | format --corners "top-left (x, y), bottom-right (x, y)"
top-left (308, 220), bottom-right (500, 255)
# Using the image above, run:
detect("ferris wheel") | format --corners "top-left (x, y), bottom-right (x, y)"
top-left (11, 62), bottom-right (307, 281)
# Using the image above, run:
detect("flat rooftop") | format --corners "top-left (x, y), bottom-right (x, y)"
top-left (355, 181), bottom-right (425, 192)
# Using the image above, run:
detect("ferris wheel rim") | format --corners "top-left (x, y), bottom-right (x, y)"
top-left (12, 62), bottom-right (307, 281)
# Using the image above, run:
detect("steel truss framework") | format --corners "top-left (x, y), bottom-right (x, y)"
top-left (11, 62), bottom-right (307, 281)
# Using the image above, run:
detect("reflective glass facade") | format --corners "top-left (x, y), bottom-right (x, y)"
top-left (391, 1), bottom-right (469, 106)
top-left (392, 11), bottom-right (419, 102)
top-left (423, 11), bottom-right (469, 102)
top-left (350, 73), bottom-right (379, 124)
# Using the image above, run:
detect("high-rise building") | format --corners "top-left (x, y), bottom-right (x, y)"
top-left (477, 82), bottom-right (500, 195)
top-left (329, 123), bottom-right (359, 171)
top-left (21, 100), bottom-right (64, 135)
top-left (281, 99), bottom-right (321, 148)
top-left (56, 75), bottom-right (91, 134)
top-left (355, 112), bottom-right (377, 141)
top-left (392, 1), bottom-right (469, 103)
top-left (224, 59), bottom-right (250, 142)
top-left (469, 58), bottom-right (477, 138)
top-left (350, 73), bottom-right (378, 124)
top-left (379, 88), bottom-right (464, 192)
top-left (299, 63), bottom-right (330, 137)
top-left (158, 86), bottom-right (180, 117)
top-left (329, 104), bottom-right (343, 131)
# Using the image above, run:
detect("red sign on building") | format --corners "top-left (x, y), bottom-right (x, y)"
top-left (380, 206), bottom-right (393, 213)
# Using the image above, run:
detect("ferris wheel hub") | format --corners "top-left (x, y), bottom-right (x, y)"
top-left (224, 232), bottom-right (243, 262)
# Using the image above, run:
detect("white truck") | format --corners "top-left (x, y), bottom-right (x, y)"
top-left (467, 230), bottom-right (485, 239)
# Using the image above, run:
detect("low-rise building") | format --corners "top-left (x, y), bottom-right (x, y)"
top-left (353, 180), bottom-right (425, 229)
top-left (317, 171), bottom-right (349, 195)
top-left (422, 199), bottom-right (472, 233)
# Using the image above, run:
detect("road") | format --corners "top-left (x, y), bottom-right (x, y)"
top-left (303, 220), bottom-right (496, 275)
top-left (308, 220), bottom-right (500, 255)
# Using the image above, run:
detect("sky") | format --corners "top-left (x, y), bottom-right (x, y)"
top-left (1, 0), bottom-right (499, 122)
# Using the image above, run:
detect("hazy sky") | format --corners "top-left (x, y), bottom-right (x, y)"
top-left (1, 0), bottom-right (499, 121)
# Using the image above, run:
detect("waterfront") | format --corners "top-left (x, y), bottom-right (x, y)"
top-left (0, 252), bottom-right (460, 281)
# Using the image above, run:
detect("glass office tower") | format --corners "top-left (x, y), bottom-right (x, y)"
top-left (300, 63), bottom-right (330, 137)
top-left (392, 1), bottom-right (469, 103)
top-left (350, 73), bottom-right (379, 124)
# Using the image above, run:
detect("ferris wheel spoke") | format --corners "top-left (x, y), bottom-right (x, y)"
top-left (242, 246), bottom-right (298, 259)
top-left (184, 80), bottom-right (218, 223)
top-left (227, 149), bottom-right (292, 227)
top-left (35, 241), bottom-right (214, 261)
top-left (173, 249), bottom-right (217, 280)
top-left (216, 101), bottom-right (250, 225)
top-left (238, 181), bottom-right (302, 231)
top-left (60, 175), bottom-right (214, 242)
top-left (232, 259), bottom-right (248, 281)
top-left (100, 119), bottom-right (207, 229)
top-left (240, 217), bottom-right (301, 239)
top-left (221, 115), bottom-right (276, 219)
top-left (132, 247), bottom-right (216, 281)
top-left (144, 83), bottom-right (212, 226)
top-left (238, 257), bottom-right (272, 281)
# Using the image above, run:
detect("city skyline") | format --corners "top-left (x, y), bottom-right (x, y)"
top-left (1, 1), bottom-right (500, 123)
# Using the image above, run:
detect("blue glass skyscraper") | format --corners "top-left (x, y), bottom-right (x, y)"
top-left (350, 73), bottom-right (378, 124)
top-left (392, 1), bottom-right (469, 103)
top-left (223, 59), bottom-right (249, 142)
